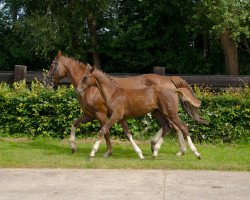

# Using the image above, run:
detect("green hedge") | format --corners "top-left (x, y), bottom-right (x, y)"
top-left (0, 81), bottom-right (249, 143)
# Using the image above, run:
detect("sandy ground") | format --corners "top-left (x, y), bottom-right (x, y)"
top-left (0, 169), bottom-right (249, 200)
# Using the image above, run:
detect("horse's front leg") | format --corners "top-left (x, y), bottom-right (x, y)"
top-left (89, 114), bottom-right (121, 159)
top-left (119, 119), bottom-right (145, 160)
top-left (70, 114), bottom-right (94, 153)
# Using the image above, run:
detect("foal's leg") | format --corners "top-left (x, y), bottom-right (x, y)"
top-left (89, 114), bottom-right (121, 158)
top-left (150, 110), bottom-right (188, 158)
top-left (70, 113), bottom-right (113, 157)
top-left (151, 121), bottom-right (187, 158)
top-left (169, 116), bottom-right (201, 159)
top-left (187, 135), bottom-right (201, 159)
top-left (95, 112), bottom-right (113, 158)
top-left (120, 120), bottom-right (145, 160)
top-left (70, 114), bottom-right (94, 153)
top-left (171, 124), bottom-right (187, 157)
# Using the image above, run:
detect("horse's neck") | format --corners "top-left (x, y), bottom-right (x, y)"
top-left (94, 70), bottom-right (119, 102)
top-left (62, 57), bottom-right (85, 89)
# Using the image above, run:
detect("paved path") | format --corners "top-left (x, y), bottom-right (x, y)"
top-left (0, 169), bottom-right (249, 200)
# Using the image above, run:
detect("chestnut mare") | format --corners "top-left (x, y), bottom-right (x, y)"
top-left (77, 64), bottom-right (202, 159)
top-left (44, 51), bottom-right (207, 158)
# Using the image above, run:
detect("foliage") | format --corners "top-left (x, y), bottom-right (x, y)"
top-left (0, 0), bottom-right (249, 74)
top-left (203, 0), bottom-right (250, 41)
top-left (102, 0), bottom-right (212, 74)
top-left (0, 81), bottom-right (81, 138)
top-left (187, 86), bottom-right (250, 143)
top-left (189, 0), bottom-right (250, 74)
top-left (0, 81), bottom-right (249, 143)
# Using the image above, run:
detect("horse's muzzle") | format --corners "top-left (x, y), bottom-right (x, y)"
top-left (43, 76), bottom-right (54, 88)
top-left (76, 86), bottom-right (83, 94)
top-left (76, 85), bottom-right (88, 95)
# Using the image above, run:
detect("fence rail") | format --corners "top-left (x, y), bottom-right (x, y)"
top-left (0, 65), bottom-right (249, 90)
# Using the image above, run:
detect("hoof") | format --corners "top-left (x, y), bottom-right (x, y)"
top-left (176, 151), bottom-right (183, 157)
top-left (152, 152), bottom-right (158, 158)
top-left (71, 147), bottom-right (77, 153)
top-left (103, 151), bottom-right (112, 158)
top-left (195, 152), bottom-right (201, 160)
top-left (140, 156), bottom-right (145, 160)
top-left (87, 156), bottom-right (95, 161)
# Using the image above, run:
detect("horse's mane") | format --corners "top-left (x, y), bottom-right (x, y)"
top-left (61, 55), bottom-right (87, 68)
top-left (61, 55), bottom-right (121, 87)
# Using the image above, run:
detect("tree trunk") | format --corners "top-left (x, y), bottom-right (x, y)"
top-left (219, 30), bottom-right (239, 75)
top-left (69, 0), bottom-right (78, 51)
top-left (11, 4), bottom-right (18, 25)
top-left (86, 12), bottom-right (101, 69)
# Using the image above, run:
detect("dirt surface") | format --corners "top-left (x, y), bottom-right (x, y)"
top-left (0, 169), bottom-right (249, 200)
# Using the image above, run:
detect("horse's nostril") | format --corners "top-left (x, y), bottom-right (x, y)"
top-left (76, 87), bottom-right (82, 94)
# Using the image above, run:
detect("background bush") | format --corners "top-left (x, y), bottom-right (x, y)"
top-left (0, 81), bottom-right (249, 143)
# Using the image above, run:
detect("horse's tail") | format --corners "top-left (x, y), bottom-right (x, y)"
top-left (171, 76), bottom-right (209, 125)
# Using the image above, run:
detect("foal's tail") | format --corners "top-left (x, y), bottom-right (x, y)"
top-left (171, 76), bottom-right (209, 125)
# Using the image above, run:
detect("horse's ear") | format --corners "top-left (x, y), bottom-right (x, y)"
top-left (91, 65), bottom-right (96, 73)
top-left (56, 50), bottom-right (62, 59)
top-left (87, 63), bottom-right (95, 73)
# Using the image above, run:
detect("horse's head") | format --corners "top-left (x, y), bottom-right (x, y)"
top-left (43, 50), bottom-right (66, 88)
top-left (76, 64), bottom-right (96, 94)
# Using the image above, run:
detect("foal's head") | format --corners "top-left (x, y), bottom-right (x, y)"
top-left (76, 64), bottom-right (96, 94)
top-left (44, 50), bottom-right (67, 87)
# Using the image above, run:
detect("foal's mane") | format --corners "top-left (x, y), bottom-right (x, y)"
top-left (96, 69), bottom-right (121, 88)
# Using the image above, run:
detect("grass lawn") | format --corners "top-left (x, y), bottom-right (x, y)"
top-left (0, 137), bottom-right (249, 171)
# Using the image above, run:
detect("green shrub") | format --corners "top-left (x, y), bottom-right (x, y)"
top-left (191, 86), bottom-right (250, 143)
top-left (0, 81), bottom-right (80, 138)
top-left (0, 81), bottom-right (249, 143)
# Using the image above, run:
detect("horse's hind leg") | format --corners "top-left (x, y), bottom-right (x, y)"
top-left (70, 114), bottom-right (94, 153)
top-left (150, 128), bottom-right (163, 153)
top-left (151, 111), bottom-right (171, 158)
top-left (120, 119), bottom-right (145, 160)
top-left (150, 112), bottom-right (163, 150)
top-left (168, 116), bottom-right (201, 159)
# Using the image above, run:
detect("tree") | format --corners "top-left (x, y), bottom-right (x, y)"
top-left (0, 0), bottom-right (113, 69)
top-left (192, 0), bottom-right (250, 75)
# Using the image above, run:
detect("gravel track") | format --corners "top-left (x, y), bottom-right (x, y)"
top-left (0, 169), bottom-right (249, 200)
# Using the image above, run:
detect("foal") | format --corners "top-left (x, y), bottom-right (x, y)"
top-left (77, 64), bottom-right (201, 160)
